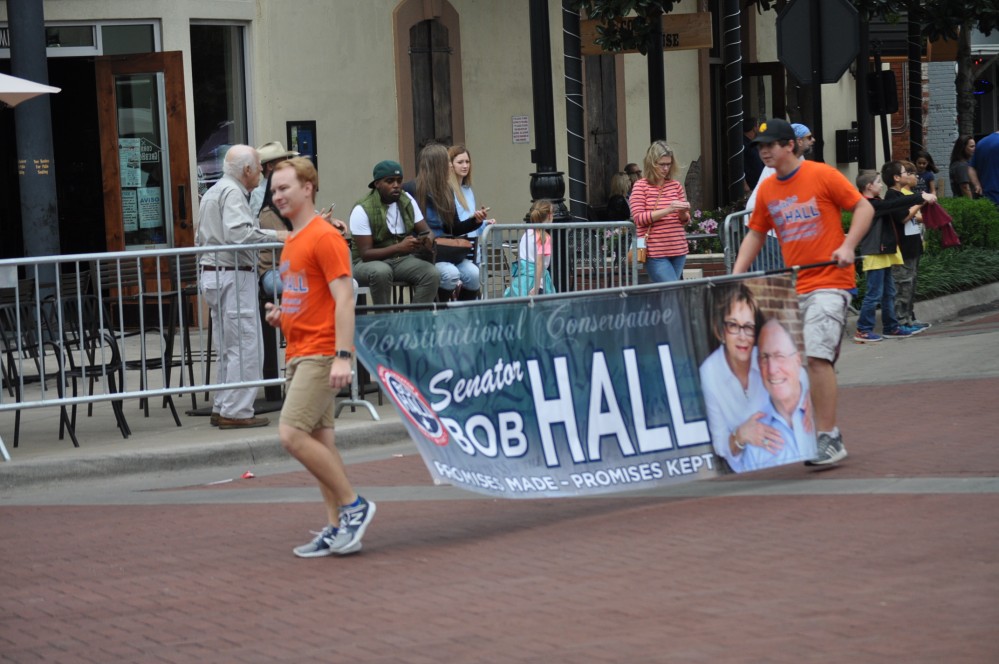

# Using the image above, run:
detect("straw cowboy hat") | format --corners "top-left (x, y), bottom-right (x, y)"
top-left (257, 141), bottom-right (299, 164)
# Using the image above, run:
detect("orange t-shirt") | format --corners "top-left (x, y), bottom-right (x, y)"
top-left (748, 160), bottom-right (863, 294)
top-left (278, 216), bottom-right (352, 359)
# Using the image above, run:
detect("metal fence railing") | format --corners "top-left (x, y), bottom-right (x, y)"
top-left (0, 244), bottom-right (292, 461)
top-left (478, 220), bottom-right (640, 299)
top-left (722, 210), bottom-right (785, 274)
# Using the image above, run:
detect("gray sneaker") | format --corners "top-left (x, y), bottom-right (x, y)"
top-left (805, 431), bottom-right (848, 467)
top-left (293, 524), bottom-right (339, 558)
top-left (327, 496), bottom-right (376, 555)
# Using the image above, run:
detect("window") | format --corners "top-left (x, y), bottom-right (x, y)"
top-left (190, 24), bottom-right (248, 195)
top-left (102, 24), bottom-right (155, 56)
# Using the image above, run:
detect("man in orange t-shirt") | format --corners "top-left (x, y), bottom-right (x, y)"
top-left (733, 118), bottom-right (874, 468)
top-left (264, 157), bottom-right (375, 558)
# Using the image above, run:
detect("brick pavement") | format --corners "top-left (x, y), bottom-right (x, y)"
top-left (1, 298), bottom-right (998, 663)
top-left (2, 373), bottom-right (997, 663)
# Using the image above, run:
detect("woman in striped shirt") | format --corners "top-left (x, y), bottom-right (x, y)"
top-left (629, 141), bottom-right (691, 282)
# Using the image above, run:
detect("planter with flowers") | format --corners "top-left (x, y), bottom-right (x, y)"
top-left (685, 205), bottom-right (739, 277)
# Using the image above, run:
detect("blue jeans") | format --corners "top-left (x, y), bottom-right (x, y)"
top-left (436, 259), bottom-right (480, 292)
top-left (645, 255), bottom-right (687, 283)
top-left (857, 267), bottom-right (897, 332)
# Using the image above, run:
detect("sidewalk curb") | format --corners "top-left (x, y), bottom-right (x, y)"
top-left (0, 420), bottom-right (409, 491)
top-left (846, 281), bottom-right (999, 328)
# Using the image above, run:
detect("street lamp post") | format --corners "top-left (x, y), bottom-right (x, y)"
top-left (527, 0), bottom-right (572, 293)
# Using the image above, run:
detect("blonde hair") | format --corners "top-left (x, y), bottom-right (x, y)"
top-left (609, 171), bottom-right (631, 198)
top-left (448, 144), bottom-right (473, 212)
top-left (529, 199), bottom-right (553, 247)
top-left (642, 140), bottom-right (680, 186)
top-left (273, 157), bottom-right (319, 200)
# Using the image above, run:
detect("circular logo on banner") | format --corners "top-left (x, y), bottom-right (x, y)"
top-left (377, 366), bottom-right (449, 446)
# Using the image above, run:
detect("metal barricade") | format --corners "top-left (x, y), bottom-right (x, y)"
top-left (0, 243), bottom-right (321, 461)
top-left (722, 210), bottom-right (785, 273)
top-left (479, 220), bottom-right (639, 299)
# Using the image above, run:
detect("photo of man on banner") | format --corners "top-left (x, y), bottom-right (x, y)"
top-left (697, 280), bottom-right (817, 473)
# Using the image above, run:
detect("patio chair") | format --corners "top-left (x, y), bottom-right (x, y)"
top-left (91, 257), bottom-right (181, 424)
top-left (0, 299), bottom-right (78, 448)
top-left (53, 294), bottom-right (130, 440)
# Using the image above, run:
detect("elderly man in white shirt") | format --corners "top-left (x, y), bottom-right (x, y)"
top-left (738, 319), bottom-right (817, 472)
top-left (196, 144), bottom-right (288, 429)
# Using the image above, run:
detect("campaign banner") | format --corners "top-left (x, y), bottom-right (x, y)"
top-left (354, 275), bottom-right (816, 498)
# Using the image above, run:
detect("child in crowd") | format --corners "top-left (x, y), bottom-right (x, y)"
top-left (886, 161), bottom-right (932, 332)
top-left (914, 150), bottom-right (939, 196)
top-left (854, 169), bottom-right (936, 342)
top-left (504, 199), bottom-right (555, 297)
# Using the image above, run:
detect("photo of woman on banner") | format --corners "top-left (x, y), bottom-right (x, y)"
top-left (504, 199), bottom-right (555, 297)
top-left (698, 281), bottom-right (817, 472)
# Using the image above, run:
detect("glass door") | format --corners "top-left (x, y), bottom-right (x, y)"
top-left (96, 51), bottom-right (193, 250)
top-left (115, 72), bottom-right (171, 247)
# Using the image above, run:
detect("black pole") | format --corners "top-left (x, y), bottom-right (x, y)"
top-left (856, 19), bottom-right (876, 170)
top-left (8, 0), bottom-right (61, 268)
top-left (562, 2), bottom-right (588, 222)
top-left (647, 7), bottom-right (667, 141)
top-left (722, 0), bottom-right (745, 203)
top-left (527, 0), bottom-right (570, 292)
top-left (808, 0), bottom-right (824, 162)
top-left (907, 6), bottom-right (923, 158)
top-left (529, 0), bottom-right (557, 176)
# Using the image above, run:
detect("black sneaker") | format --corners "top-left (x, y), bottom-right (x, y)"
top-left (327, 497), bottom-right (376, 555)
top-left (805, 431), bottom-right (848, 467)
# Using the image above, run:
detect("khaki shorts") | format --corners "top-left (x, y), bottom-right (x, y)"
top-left (280, 355), bottom-right (335, 432)
top-left (798, 289), bottom-right (850, 364)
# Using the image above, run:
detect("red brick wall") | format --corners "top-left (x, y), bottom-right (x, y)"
top-left (887, 61), bottom-right (930, 161)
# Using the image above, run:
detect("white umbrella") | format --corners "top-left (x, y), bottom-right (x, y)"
top-left (0, 71), bottom-right (60, 107)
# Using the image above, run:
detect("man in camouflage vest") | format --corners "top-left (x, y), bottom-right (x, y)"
top-left (348, 160), bottom-right (439, 304)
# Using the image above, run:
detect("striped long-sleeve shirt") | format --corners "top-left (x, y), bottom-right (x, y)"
top-left (629, 178), bottom-right (689, 258)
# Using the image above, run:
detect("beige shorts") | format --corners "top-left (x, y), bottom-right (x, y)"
top-left (798, 289), bottom-right (850, 364)
top-left (280, 355), bottom-right (335, 432)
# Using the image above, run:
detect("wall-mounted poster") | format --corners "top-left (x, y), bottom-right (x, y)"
top-left (121, 189), bottom-right (138, 233)
top-left (137, 186), bottom-right (163, 230)
top-left (119, 138), bottom-right (141, 188)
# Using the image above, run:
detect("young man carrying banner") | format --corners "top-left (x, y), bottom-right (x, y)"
top-left (732, 119), bottom-right (875, 467)
top-left (264, 157), bottom-right (375, 557)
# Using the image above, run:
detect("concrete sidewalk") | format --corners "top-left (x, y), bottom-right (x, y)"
top-left (0, 384), bottom-right (407, 489)
top-left (2, 280), bottom-right (998, 491)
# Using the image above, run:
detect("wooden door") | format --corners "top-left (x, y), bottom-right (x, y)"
top-left (95, 51), bottom-right (193, 251)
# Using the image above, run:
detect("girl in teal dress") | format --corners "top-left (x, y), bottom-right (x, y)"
top-left (505, 200), bottom-right (555, 297)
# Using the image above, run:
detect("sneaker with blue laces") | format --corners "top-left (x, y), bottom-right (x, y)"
top-left (900, 324), bottom-right (925, 335)
top-left (882, 326), bottom-right (913, 339)
top-left (327, 496), bottom-right (376, 555)
top-left (293, 524), bottom-right (339, 558)
top-left (910, 320), bottom-right (931, 330)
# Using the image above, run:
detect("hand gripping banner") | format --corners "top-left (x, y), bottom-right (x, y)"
top-left (354, 275), bottom-right (816, 498)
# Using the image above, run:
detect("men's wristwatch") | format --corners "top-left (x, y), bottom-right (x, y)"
top-left (335, 350), bottom-right (353, 360)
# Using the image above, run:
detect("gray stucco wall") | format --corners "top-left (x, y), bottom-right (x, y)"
top-left (927, 61), bottom-right (957, 193)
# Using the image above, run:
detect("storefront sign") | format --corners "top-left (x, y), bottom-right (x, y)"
top-left (580, 12), bottom-right (713, 56)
